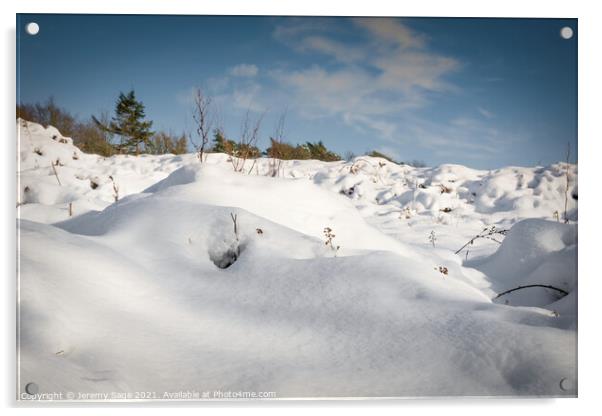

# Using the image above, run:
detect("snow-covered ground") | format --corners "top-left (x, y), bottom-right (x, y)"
top-left (17, 119), bottom-right (578, 399)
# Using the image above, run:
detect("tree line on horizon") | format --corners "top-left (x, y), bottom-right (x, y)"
top-left (16, 91), bottom-right (426, 167)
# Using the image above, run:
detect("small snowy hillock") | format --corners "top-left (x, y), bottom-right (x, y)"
top-left (471, 219), bottom-right (577, 313)
top-left (17, 119), bottom-right (577, 398)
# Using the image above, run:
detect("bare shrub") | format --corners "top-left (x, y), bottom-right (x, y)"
top-left (72, 115), bottom-right (116, 157)
top-left (323, 227), bottom-right (340, 256)
top-left (438, 184), bottom-right (452, 194)
top-left (428, 230), bottom-right (437, 247)
top-left (455, 226), bottom-right (509, 259)
top-left (436, 266), bottom-right (448, 276)
top-left (148, 131), bottom-right (188, 155)
top-left (17, 97), bottom-right (77, 138)
top-left (109, 175), bottom-right (119, 202)
top-left (190, 88), bottom-right (214, 162)
top-left (267, 111), bottom-right (287, 177)
top-left (231, 110), bottom-right (264, 173)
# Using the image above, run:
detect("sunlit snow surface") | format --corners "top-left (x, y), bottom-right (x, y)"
top-left (17, 120), bottom-right (577, 398)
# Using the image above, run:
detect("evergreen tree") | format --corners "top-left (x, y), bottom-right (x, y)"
top-left (211, 129), bottom-right (236, 155)
top-left (366, 150), bottom-right (397, 163)
top-left (212, 129), bottom-right (228, 153)
top-left (93, 90), bottom-right (154, 154)
top-left (305, 141), bottom-right (341, 162)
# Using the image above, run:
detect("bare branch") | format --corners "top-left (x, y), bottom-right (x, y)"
top-left (191, 88), bottom-right (214, 163)
top-left (230, 212), bottom-right (239, 241)
top-left (51, 162), bottom-right (61, 186)
top-left (108, 175), bottom-right (119, 202)
top-left (455, 226), bottom-right (508, 255)
top-left (231, 109), bottom-right (265, 173)
top-left (268, 109), bottom-right (287, 177)
top-left (494, 284), bottom-right (569, 300)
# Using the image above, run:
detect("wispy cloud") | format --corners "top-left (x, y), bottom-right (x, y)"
top-left (230, 83), bottom-right (264, 112)
top-left (298, 36), bottom-right (364, 63)
top-left (184, 18), bottom-right (518, 164)
top-left (229, 64), bottom-right (259, 78)
top-left (401, 114), bottom-right (521, 161)
top-left (270, 18), bottom-right (460, 139)
top-left (351, 17), bottom-right (427, 49)
top-left (478, 107), bottom-right (494, 119)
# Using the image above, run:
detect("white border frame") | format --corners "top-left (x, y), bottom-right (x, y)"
top-left (3, 1), bottom-right (600, 414)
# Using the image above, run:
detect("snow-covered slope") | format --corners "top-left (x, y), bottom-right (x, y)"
top-left (17, 120), bottom-right (578, 398)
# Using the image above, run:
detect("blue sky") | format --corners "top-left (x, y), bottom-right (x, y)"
top-left (17, 15), bottom-right (577, 168)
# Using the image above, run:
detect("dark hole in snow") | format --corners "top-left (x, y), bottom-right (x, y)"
top-left (209, 243), bottom-right (243, 269)
top-left (209, 240), bottom-right (245, 269)
top-left (340, 185), bottom-right (356, 197)
top-left (90, 180), bottom-right (99, 190)
top-left (572, 193), bottom-right (578, 201)
top-left (33, 148), bottom-right (43, 156)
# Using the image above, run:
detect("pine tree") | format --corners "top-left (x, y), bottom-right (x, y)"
top-left (93, 90), bottom-right (154, 154)
top-left (212, 129), bottom-right (227, 153)
top-left (211, 129), bottom-right (236, 155)
top-left (305, 141), bottom-right (341, 162)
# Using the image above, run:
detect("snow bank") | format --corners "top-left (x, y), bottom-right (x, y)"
top-left (17, 119), bottom-right (195, 223)
top-left (20, 211), bottom-right (575, 397)
top-left (471, 219), bottom-right (577, 311)
top-left (17, 119), bottom-right (578, 398)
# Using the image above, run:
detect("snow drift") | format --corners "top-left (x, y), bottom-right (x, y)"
top-left (17, 120), bottom-right (577, 398)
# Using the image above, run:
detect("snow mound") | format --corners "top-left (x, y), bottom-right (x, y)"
top-left (17, 119), bottom-right (195, 223)
top-left (472, 219), bottom-right (577, 309)
top-left (311, 159), bottom-right (578, 225)
top-left (141, 163), bottom-right (418, 257)
top-left (20, 207), bottom-right (575, 397)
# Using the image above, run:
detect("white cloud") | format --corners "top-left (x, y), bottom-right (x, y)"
top-left (299, 36), bottom-right (364, 63)
top-left (206, 18), bottom-right (512, 163)
top-left (342, 113), bottom-right (397, 139)
top-left (175, 86), bottom-right (196, 106)
top-left (229, 64), bottom-right (259, 78)
top-left (478, 107), bottom-right (494, 118)
top-left (351, 18), bottom-right (427, 50)
top-left (273, 18), bottom-right (340, 45)
top-left (372, 52), bottom-right (458, 92)
top-left (401, 114), bottom-right (519, 160)
top-left (271, 66), bottom-right (378, 116)
top-left (270, 18), bottom-right (460, 140)
top-left (231, 83), bottom-right (265, 112)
